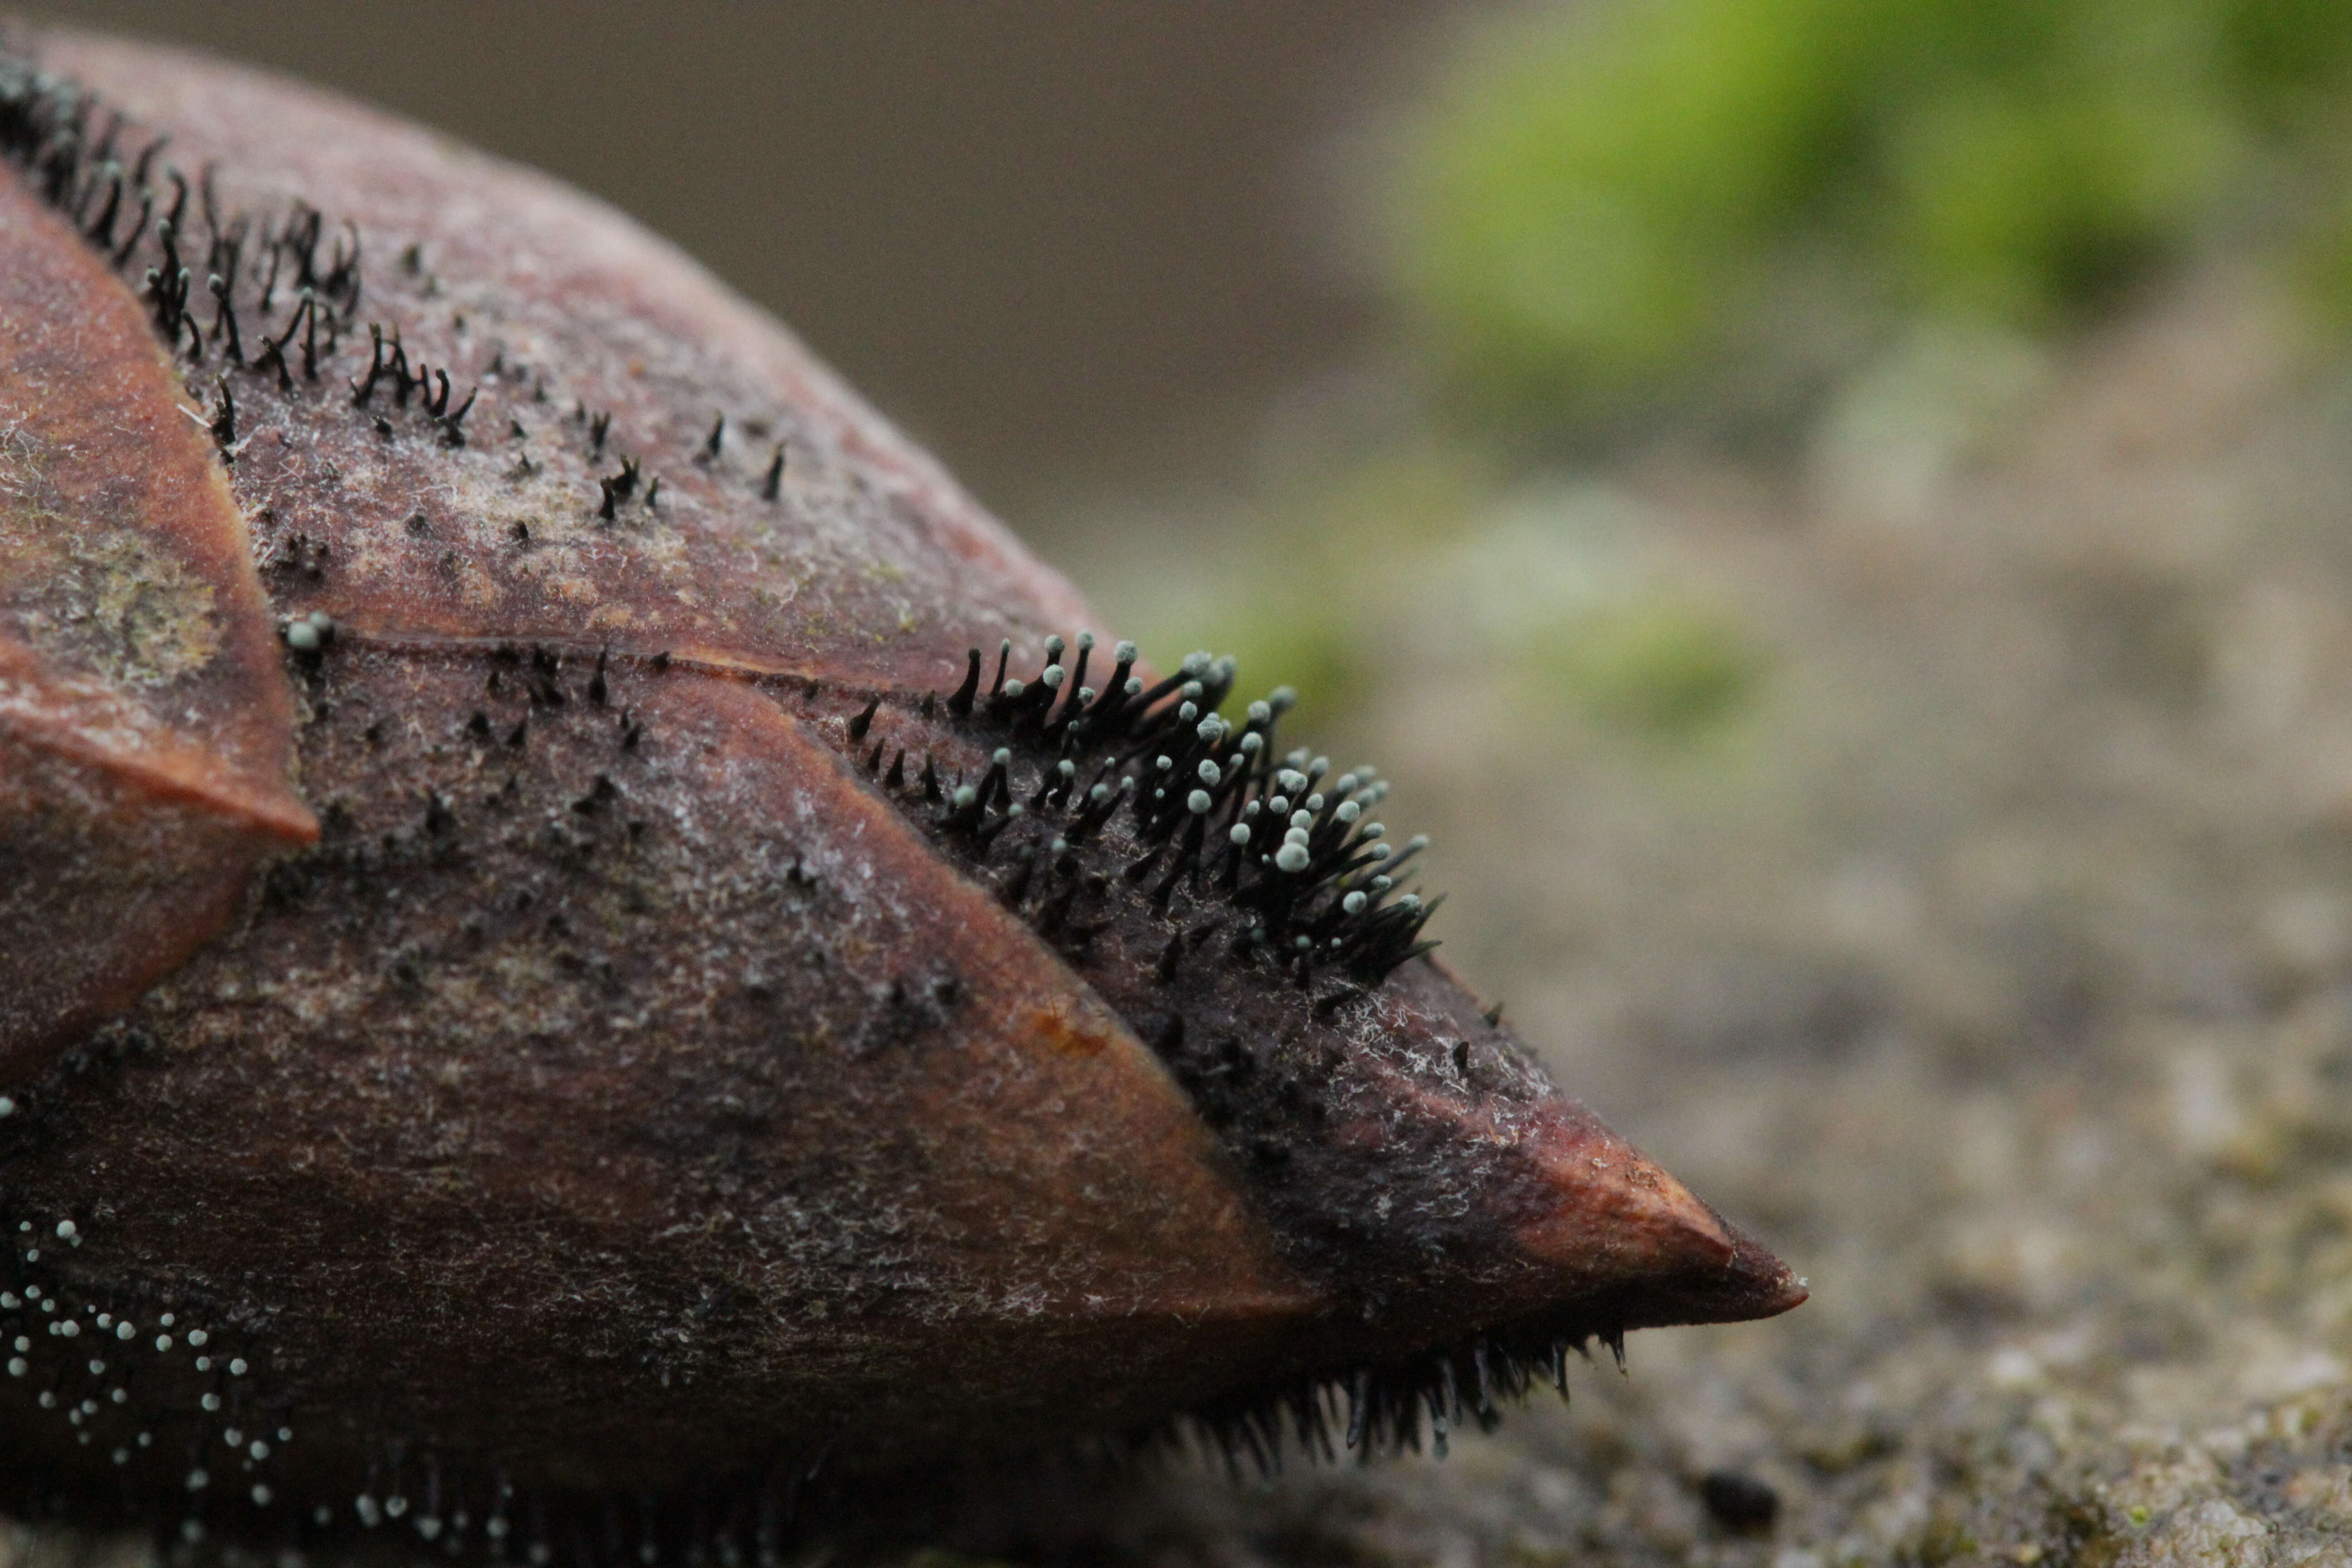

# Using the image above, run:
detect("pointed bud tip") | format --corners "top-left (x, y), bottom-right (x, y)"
top-left (1507, 1103), bottom-right (1807, 1330)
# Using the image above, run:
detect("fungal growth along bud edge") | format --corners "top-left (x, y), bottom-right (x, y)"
top-left (0, 23), bottom-right (1803, 1553)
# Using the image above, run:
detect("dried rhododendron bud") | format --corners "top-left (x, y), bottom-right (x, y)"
top-left (0, 24), bottom-right (1803, 1553)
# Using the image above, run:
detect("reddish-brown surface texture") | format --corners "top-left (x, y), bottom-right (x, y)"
top-left (0, 25), bottom-right (1798, 1544)
top-left (0, 157), bottom-right (312, 1080)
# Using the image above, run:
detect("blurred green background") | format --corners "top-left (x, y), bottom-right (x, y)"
top-left (1394, 0), bottom-right (2352, 428)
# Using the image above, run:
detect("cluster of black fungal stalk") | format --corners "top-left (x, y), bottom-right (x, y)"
top-left (932, 636), bottom-right (1438, 987)
top-left (693, 413), bottom-right (789, 499)
top-left (595, 456), bottom-right (648, 520)
top-left (350, 322), bottom-right (477, 445)
top-left (0, 52), bottom-right (691, 511)
top-left (0, 63), bottom-right (363, 360)
top-left (554, 404), bottom-right (671, 522)
top-left (0, 57), bottom-right (395, 426)
top-left (0, 51), bottom-right (809, 528)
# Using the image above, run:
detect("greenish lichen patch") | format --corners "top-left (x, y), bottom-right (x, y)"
top-left (0, 430), bottom-right (222, 691)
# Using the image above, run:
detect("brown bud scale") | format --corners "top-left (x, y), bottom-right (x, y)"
top-left (0, 25), bottom-right (1803, 1555)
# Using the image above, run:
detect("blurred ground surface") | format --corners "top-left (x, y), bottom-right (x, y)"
top-left (912, 270), bottom-right (2352, 1565)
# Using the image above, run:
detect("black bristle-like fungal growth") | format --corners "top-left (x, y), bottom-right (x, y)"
top-left (349, 321), bottom-right (389, 404)
top-left (0, 52), bottom-right (423, 467)
top-left (593, 458), bottom-right (643, 522)
top-left (822, 632), bottom-right (1734, 1490)
top-left (207, 374), bottom-right (234, 452)
top-left (438, 382), bottom-right (476, 446)
top-left (206, 269), bottom-right (242, 362)
top-left (914, 638), bottom-right (1438, 989)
